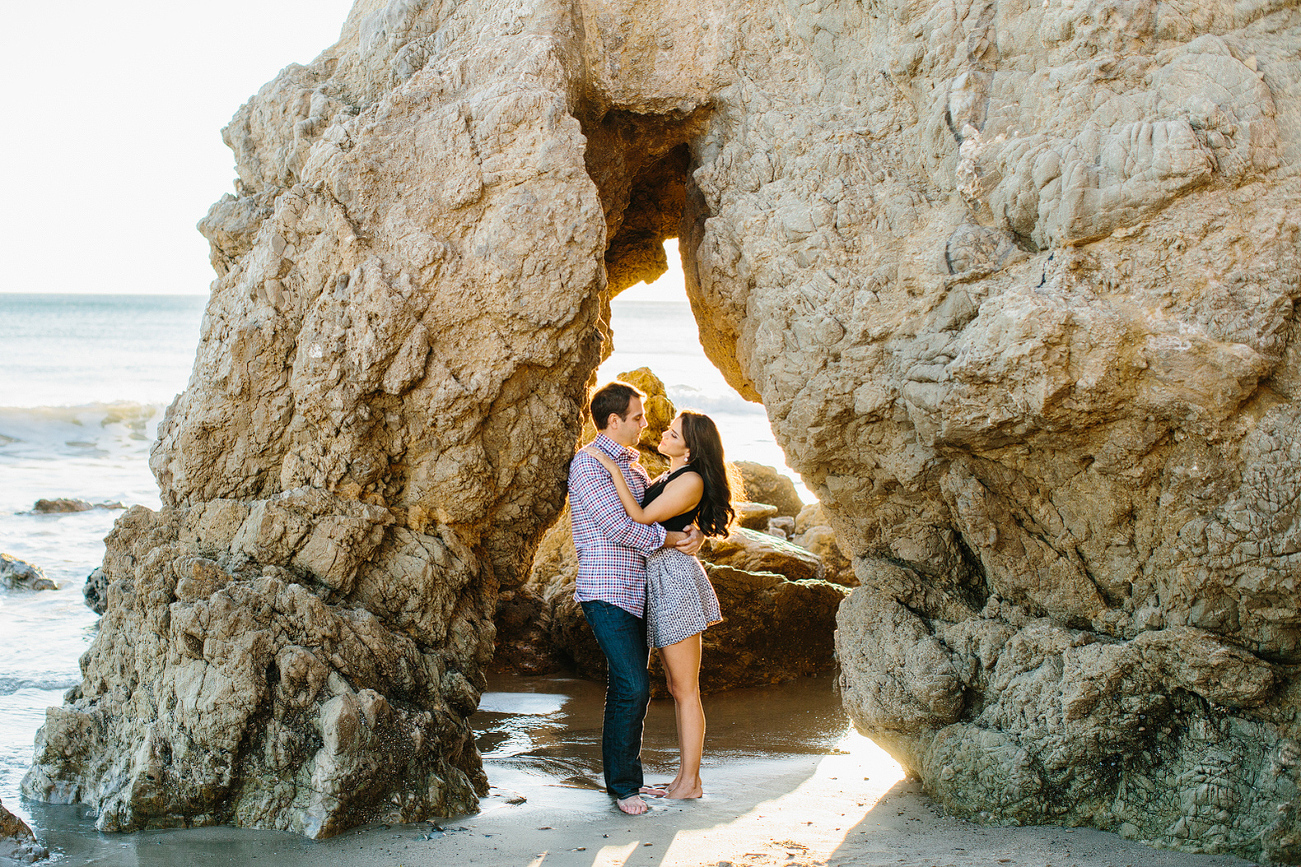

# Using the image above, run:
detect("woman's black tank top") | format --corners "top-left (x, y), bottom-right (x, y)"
top-left (641, 466), bottom-right (702, 532)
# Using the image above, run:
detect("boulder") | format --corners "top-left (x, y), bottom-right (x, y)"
top-left (83, 567), bottom-right (109, 615)
top-left (766, 515), bottom-right (795, 538)
top-left (734, 501), bottom-right (778, 531)
top-left (0, 798), bottom-right (46, 864)
top-left (0, 554), bottom-right (57, 592)
top-left (792, 526), bottom-right (854, 587)
top-left (693, 565), bottom-right (846, 692)
top-left (790, 504), bottom-right (854, 587)
top-left (25, 496), bottom-right (491, 838)
top-left (734, 461), bottom-right (803, 518)
top-left (546, 562), bottom-right (847, 694)
top-left (30, 498), bottom-right (125, 513)
top-left (32, 498), bottom-right (94, 513)
top-left (700, 528), bottom-right (823, 584)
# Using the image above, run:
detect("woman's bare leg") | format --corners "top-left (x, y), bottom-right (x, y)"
top-left (660, 633), bottom-right (704, 799)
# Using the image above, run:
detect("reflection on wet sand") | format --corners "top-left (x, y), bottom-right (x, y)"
top-left (474, 672), bottom-right (870, 802)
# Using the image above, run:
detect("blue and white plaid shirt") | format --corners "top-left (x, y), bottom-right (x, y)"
top-left (570, 433), bottom-right (667, 617)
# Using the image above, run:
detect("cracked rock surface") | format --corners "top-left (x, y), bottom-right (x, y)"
top-left (24, 0), bottom-right (1301, 859)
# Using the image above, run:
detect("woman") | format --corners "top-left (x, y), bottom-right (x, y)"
top-left (582, 410), bottom-right (734, 800)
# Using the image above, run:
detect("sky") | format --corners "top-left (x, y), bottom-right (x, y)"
top-left (0, 1), bottom-right (358, 295)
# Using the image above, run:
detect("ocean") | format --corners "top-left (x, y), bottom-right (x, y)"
top-left (0, 288), bottom-right (799, 833)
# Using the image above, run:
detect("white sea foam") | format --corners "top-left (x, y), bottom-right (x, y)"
top-left (0, 402), bottom-right (165, 459)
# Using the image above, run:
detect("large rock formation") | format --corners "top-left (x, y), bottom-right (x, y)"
top-left (25, 0), bottom-right (606, 837)
top-left (25, 0), bottom-right (1301, 860)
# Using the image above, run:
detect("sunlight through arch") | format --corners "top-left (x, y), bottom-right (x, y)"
top-left (596, 239), bottom-right (810, 502)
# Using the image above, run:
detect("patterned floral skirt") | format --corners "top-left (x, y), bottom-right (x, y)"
top-left (645, 548), bottom-right (722, 649)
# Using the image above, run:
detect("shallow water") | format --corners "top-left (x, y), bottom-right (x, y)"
top-left (476, 672), bottom-right (858, 796)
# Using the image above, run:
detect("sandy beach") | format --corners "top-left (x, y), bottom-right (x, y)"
top-left (15, 674), bottom-right (1256, 867)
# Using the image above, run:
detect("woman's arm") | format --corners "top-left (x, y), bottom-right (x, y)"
top-left (581, 447), bottom-right (704, 524)
top-left (581, 447), bottom-right (656, 523)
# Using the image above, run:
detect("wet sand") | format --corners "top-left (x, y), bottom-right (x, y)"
top-left (20, 674), bottom-right (1256, 867)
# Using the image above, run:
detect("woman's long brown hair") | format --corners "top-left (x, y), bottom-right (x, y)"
top-left (679, 411), bottom-right (735, 537)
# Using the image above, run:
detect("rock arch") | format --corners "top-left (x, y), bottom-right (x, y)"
top-left (24, 0), bottom-right (1301, 862)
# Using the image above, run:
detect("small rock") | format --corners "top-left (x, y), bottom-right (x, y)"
top-left (83, 567), bottom-right (109, 614)
top-left (32, 497), bottom-right (95, 513)
top-left (0, 797), bottom-right (47, 864)
top-left (0, 554), bottom-right (57, 592)
top-left (29, 498), bottom-right (124, 514)
top-left (734, 461), bottom-right (804, 518)
top-left (735, 501), bottom-right (779, 530)
top-left (793, 502), bottom-right (827, 535)
top-left (768, 516), bottom-right (796, 537)
top-left (790, 525), bottom-right (854, 586)
top-left (701, 529), bottom-right (823, 583)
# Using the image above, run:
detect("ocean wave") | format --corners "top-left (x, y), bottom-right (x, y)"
top-left (0, 402), bottom-right (167, 460)
top-left (663, 385), bottom-right (766, 416)
top-left (0, 675), bottom-right (81, 696)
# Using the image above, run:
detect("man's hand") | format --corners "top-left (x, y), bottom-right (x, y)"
top-left (674, 524), bottom-right (704, 556)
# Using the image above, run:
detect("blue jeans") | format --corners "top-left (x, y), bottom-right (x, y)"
top-left (580, 600), bottom-right (651, 800)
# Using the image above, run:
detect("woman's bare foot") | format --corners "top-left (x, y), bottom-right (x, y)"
top-left (663, 779), bottom-right (704, 799)
top-left (616, 794), bottom-right (650, 814)
top-left (639, 785), bottom-right (669, 797)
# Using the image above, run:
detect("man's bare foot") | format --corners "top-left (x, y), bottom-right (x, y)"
top-left (616, 794), bottom-right (650, 814)
top-left (639, 785), bottom-right (669, 797)
top-left (663, 780), bottom-right (704, 799)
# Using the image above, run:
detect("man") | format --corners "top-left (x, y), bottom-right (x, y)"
top-left (569, 381), bottom-right (702, 815)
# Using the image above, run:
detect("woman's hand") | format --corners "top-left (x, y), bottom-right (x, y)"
top-left (581, 445), bottom-right (617, 474)
top-left (675, 524), bottom-right (704, 556)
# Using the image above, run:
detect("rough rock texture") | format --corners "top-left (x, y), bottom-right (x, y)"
top-left (0, 554), bottom-right (57, 592)
top-left (26, 0), bottom-right (606, 836)
top-left (26, 497), bottom-right (488, 838)
top-left (839, 589), bottom-right (1301, 861)
top-left (0, 798), bottom-right (46, 864)
top-left (734, 461), bottom-right (804, 519)
top-left (26, 0), bottom-right (1301, 858)
top-left (82, 567), bottom-right (108, 615)
top-left (29, 498), bottom-right (123, 514)
top-left (547, 560), bottom-right (848, 695)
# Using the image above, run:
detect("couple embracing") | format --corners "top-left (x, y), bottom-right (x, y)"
top-left (569, 381), bottom-right (734, 815)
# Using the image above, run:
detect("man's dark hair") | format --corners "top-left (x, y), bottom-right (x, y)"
top-left (589, 381), bottom-right (645, 430)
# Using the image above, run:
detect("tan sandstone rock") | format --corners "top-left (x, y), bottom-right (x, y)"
top-left (734, 461), bottom-right (804, 518)
top-left (0, 798), bottom-right (46, 863)
top-left (733, 501), bottom-right (779, 531)
top-left (25, 0), bottom-right (1301, 860)
top-left (701, 528), bottom-right (824, 584)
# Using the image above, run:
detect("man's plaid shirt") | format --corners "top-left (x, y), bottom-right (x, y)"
top-left (570, 433), bottom-right (667, 617)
